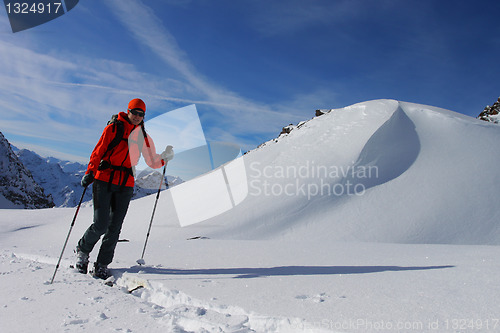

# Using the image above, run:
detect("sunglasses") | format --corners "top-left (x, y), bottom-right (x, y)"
top-left (128, 108), bottom-right (145, 117)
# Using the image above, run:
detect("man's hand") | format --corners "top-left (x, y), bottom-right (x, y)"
top-left (161, 145), bottom-right (174, 162)
top-left (81, 172), bottom-right (94, 187)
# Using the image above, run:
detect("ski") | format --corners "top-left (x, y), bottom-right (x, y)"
top-left (128, 285), bottom-right (144, 293)
top-left (187, 236), bottom-right (210, 240)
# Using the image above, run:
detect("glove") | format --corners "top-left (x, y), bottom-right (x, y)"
top-left (81, 172), bottom-right (94, 187)
top-left (161, 145), bottom-right (174, 162)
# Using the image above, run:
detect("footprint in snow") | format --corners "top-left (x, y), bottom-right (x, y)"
top-left (295, 292), bottom-right (330, 303)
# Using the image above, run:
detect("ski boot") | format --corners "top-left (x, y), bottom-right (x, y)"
top-left (75, 247), bottom-right (89, 274)
top-left (92, 262), bottom-right (111, 280)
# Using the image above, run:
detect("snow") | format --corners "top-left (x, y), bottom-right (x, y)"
top-left (0, 193), bottom-right (21, 209)
top-left (1, 99), bottom-right (500, 332)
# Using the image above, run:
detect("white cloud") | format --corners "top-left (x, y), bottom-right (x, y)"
top-left (0, 38), bottom-right (199, 158)
top-left (105, 0), bottom-right (307, 140)
top-left (0, 0), bottom-right (335, 162)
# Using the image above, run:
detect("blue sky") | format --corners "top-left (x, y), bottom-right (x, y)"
top-left (0, 0), bottom-right (499, 163)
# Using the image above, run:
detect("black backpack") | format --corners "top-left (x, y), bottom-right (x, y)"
top-left (104, 114), bottom-right (151, 157)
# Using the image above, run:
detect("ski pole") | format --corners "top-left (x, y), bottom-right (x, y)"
top-left (50, 186), bottom-right (88, 284)
top-left (138, 164), bottom-right (167, 265)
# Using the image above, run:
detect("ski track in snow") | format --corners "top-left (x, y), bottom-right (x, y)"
top-left (1, 251), bottom-right (330, 333)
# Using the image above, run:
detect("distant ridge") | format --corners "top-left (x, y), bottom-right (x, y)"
top-left (0, 132), bottom-right (54, 209)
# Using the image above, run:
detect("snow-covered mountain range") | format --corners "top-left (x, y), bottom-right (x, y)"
top-left (15, 148), bottom-right (90, 207)
top-left (0, 136), bottom-right (184, 208)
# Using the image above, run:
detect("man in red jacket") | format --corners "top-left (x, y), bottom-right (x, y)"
top-left (75, 98), bottom-right (174, 279)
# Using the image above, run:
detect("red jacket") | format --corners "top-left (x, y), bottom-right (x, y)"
top-left (86, 112), bottom-right (165, 187)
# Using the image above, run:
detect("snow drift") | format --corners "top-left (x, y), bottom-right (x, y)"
top-left (145, 99), bottom-right (500, 245)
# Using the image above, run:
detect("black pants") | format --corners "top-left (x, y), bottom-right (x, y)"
top-left (77, 180), bottom-right (134, 265)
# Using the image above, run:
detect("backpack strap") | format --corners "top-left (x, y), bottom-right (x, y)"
top-left (140, 122), bottom-right (157, 165)
top-left (103, 114), bottom-right (125, 158)
top-left (141, 123), bottom-right (150, 148)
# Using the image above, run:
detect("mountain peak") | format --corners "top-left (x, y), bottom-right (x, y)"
top-left (0, 132), bottom-right (54, 209)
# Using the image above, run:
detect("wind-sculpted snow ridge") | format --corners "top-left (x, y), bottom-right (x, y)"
top-left (204, 99), bottom-right (500, 244)
top-left (343, 105), bottom-right (420, 190)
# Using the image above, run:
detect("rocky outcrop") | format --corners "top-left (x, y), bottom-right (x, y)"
top-left (477, 97), bottom-right (500, 124)
top-left (0, 132), bottom-right (54, 209)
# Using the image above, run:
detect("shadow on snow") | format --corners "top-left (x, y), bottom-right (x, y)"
top-left (114, 264), bottom-right (454, 279)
